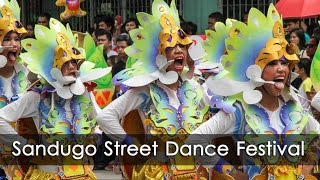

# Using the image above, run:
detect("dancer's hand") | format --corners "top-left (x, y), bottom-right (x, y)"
top-left (186, 57), bottom-right (195, 79)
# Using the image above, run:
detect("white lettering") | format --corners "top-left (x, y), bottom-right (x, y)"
top-left (127, 144), bottom-right (138, 156)
top-left (104, 141), bottom-right (113, 156)
top-left (166, 141), bottom-right (178, 156)
top-left (204, 144), bottom-right (216, 156)
top-left (85, 145), bottom-right (97, 157)
top-left (237, 141), bottom-right (245, 156)
top-left (12, 141), bottom-right (21, 156)
top-left (47, 141), bottom-right (59, 156)
top-left (72, 144), bottom-right (84, 160)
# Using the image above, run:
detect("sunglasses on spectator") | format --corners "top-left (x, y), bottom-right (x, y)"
top-left (307, 44), bottom-right (317, 48)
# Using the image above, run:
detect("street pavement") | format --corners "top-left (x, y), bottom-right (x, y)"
top-left (94, 170), bottom-right (122, 180)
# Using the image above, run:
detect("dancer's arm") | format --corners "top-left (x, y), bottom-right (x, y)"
top-left (97, 86), bottom-right (149, 143)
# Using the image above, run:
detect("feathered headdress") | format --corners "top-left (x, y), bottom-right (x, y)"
top-left (20, 18), bottom-right (111, 99)
top-left (0, 0), bottom-right (26, 68)
top-left (0, 0), bottom-right (26, 42)
top-left (196, 19), bottom-right (235, 73)
top-left (206, 4), bottom-right (299, 104)
top-left (112, 0), bottom-right (193, 87)
top-left (311, 42), bottom-right (320, 92)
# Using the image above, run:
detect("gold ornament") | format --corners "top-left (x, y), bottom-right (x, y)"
top-left (0, 4), bottom-right (26, 42)
top-left (255, 21), bottom-right (298, 70)
top-left (158, 14), bottom-right (192, 55)
top-left (53, 32), bottom-right (84, 69)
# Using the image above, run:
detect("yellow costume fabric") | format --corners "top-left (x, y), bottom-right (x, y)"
top-left (24, 165), bottom-right (96, 180)
top-left (132, 159), bottom-right (207, 180)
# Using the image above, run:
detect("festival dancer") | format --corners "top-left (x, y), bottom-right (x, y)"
top-left (187, 4), bottom-right (320, 180)
top-left (0, 0), bottom-right (28, 123)
top-left (96, 0), bottom-right (211, 179)
top-left (0, 18), bottom-right (111, 179)
top-left (0, 0), bottom-right (29, 179)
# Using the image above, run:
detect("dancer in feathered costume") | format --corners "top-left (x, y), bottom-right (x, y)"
top-left (196, 18), bottom-right (238, 114)
top-left (0, 0), bottom-right (29, 179)
top-left (96, 0), bottom-right (211, 179)
top-left (0, 0), bottom-right (28, 119)
top-left (187, 4), bottom-right (320, 180)
top-left (0, 17), bottom-right (111, 179)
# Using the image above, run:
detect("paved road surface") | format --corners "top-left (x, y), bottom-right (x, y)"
top-left (94, 170), bottom-right (122, 180)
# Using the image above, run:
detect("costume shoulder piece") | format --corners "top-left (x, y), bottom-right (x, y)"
top-left (112, 0), bottom-right (192, 87)
top-left (244, 100), bottom-right (317, 168)
top-left (20, 18), bottom-right (111, 99)
top-left (205, 4), bottom-right (298, 105)
top-left (146, 81), bottom-right (208, 137)
top-left (40, 94), bottom-right (96, 142)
